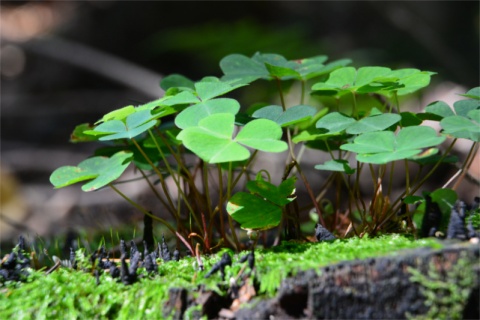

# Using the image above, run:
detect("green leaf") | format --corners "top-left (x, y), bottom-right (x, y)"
top-left (453, 99), bottom-right (479, 117)
top-left (221, 53), bottom-right (350, 84)
top-left (458, 87), bottom-right (480, 100)
top-left (264, 63), bottom-right (300, 79)
top-left (399, 112), bottom-right (423, 127)
top-left (430, 188), bottom-right (457, 221)
top-left (312, 66), bottom-right (392, 96)
top-left (468, 109), bottom-right (480, 122)
top-left (245, 177), bottom-right (295, 207)
top-left (252, 105), bottom-right (316, 127)
top-left (312, 67), bottom-right (434, 97)
top-left (410, 153), bottom-right (458, 166)
top-left (50, 151), bottom-right (132, 192)
top-left (86, 110), bottom-right (157, 141)
top-left (346, 113), bottom-right (401, 134)
top-left (235, 119), bottom-right (287, 152)
top-left (395, 71), bottom-right (434, 96)
top-left (296, 57), bottom-right (351, 80)
top-left (427, 96), bottom-right (480, 141)
top-left (93, 145), bottom-right (163, 171)
top-left (226, 177), bottom-right (296, 230)
top-left (136, 97), bottom-right (175, 112)
top-left (407, 148), bottom-right (439, 161)
top-left (69, 123), bottom-right (98, 143)
top-left (413, 188), bottom-right (458, 234)
top-left (220, 53), bottom-right (268, 83)
top-left (314, 159), bottom-right (355, 174)
top-left (162, 91), bottom-right (200, 106)
top-left (341, 126), bottom-right (446, 164)
top-left (424, 101), bottom-right (455, 118)
top-left (403, 196), bottom-right (423, 204)
top-left (96, 105), bottom-right (136, 124)
top-left (160, 74), bottom-right (195, 91)
top-left (341, 131), bottom-right (395, 154)
top-left (292, 129), bottom-right (339, 143)
top-left (305, 138), bottom-right (345, 151)
top-left (440, 114), bottom-right (480, 141)
top-left (315, 110), bottom-right (400, 134)
top-left (177, 114), bottom-right (287, 163)
top-left (194, 81), bottom-right (236, 101)
top-left (315, 112), bottom-right (356, 132)
top-left (174, 98), bottom-right (240, 129)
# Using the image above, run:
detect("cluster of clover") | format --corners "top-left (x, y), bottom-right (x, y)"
top-left (50, 53), bottom-right (480, 253)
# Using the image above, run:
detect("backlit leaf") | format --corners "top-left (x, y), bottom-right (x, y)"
top-left (177, 113), bottom-right (287, 163)
top-left (341, 126), bottom-right (445, 164)
top-left (252, 105), bottom-right (316, 127)
top-left (175, 98), bottom-right (240, 129)
top-left (50, 151), bottom-right (132, 192)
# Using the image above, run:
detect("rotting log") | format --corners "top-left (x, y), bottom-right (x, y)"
top-left (235, 241), bottom-right (479, 320)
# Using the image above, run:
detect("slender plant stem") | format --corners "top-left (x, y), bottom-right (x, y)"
top-left (352, 92), bottom-right (358, 118)
top-left (231, 150), bottom-right (258, 189)
top-left (137, 167), bottom-right (177, 219)
top-left (202, 163), bottom-right (213, 219)
top-left (155, 128), bottom-right (206, 205)
top-left (377, 139), bottom-right (458, 231)
top-left (131, 138), bottom-right (177, 212)
top-left (408, 139), bottom-right (457, 196)
top-left (451, 141), bottom-right (478, 190)
top-left (212, 165), bottom-right (235, 250)
top-left (133, 136), bottom-right (203, 236)
top-left (387, 161), bottom-right (395, 197)
top-left (313, 173), bottom-right (337, 205)
top-left (410, 165), bottom-right (424, 188)
top-left (294, 161), bottom-right (326, 226)
top-left (369, 163), bottom-right (378, 191)
top-left (393, 91), bottom-right (400, 114)
top-left (226, 161), bottom-right (241, 251)
top-left (300, 80), bottom-right (306, 105)
top-left (354, 161), bottom-right (367, 220)
top-left (404, 159), bottom-right (410, 195)
top-left (214, 164), bottom-right (227, 243)
top-left (108, 183), bottom-right (176, 234)
top-left (276, 78), bottom-right (287, 112)
top-left (276, 77), bottom-right (326, 226)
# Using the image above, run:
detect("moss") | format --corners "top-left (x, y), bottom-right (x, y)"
top-left (407, 251), bottom-right (477, 320)
top-left (254, 234), bottom-right (441, 295)
top-left (0, 234), bottom-right (442, 318)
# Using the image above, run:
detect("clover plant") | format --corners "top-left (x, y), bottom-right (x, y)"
top-left (50, 52), bottom-right (479, 253)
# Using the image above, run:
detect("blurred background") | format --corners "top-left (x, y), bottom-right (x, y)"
top-left (1, 1), bottom-right (479, 245)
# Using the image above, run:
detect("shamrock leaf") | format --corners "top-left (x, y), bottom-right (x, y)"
top-left (312, 66), bottom-right (392, 96)
top-left (226, 176), bottom-right (296, 230)
top-left (194, 80), bottom-right (239, 101)
top-left (312, 67), bottom-right (434, 97)
top-left (177, 113), bottom-right (287, 163)
top-left (340, 126), bottom-right (446, 164)
top-left (458, 86), bottom-right (480, 100)
top-left (315, 109), bottom-right (401, 134)
top-left (314, 159), bottom-right (355, 174)
top-left (252, 105), bottom-right (316, 127)
top-left (425, 92), bottom-right (480, 141)
top-left (85, 109), bottom-right (157, 141)
top-left (220, 52), bottom-right (350, 83)
top-left (441, 109), bottom-right (480, 141)
top-left (49, 151), bottom-right (133, 192)
top-left (175, 98), bottom-right (240, 129)
top-left (160, 74), bottom-right (195, 91)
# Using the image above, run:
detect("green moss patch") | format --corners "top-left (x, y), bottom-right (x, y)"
top-left (0, 235), bottom-right (441, 318)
